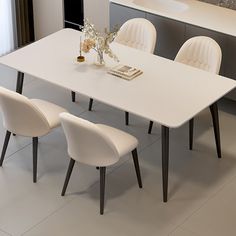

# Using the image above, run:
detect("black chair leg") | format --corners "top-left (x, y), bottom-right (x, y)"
top-left (88, 98), bottom-right (94, 111)
top-left (32, 137), bottom-right (38, 183)
top-left (125, 112), bottom-right (129, 126)
top-left (132, 149), bottom-right (142, 188)
top-left (210, 103), bottom-right (221, 158)
top-left (16, 71), bottom-right (24, 94)
top-left (61, 158), bottom-right (75, 196)
top-left (189, 118), bottom-right (194, 150)
top-left (100, 167), bottom-right (106, 215)
top-left (148, 121), bottom-right (153, 134)
top-left (71, 91), bottom-right (76, 102)
top-left (0, 130), bottom-right (11, 166)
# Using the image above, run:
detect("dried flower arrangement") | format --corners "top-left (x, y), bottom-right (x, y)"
top-left (81, 19), bottom-right (119, 65)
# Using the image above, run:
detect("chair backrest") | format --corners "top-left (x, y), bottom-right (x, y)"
top-left (60, 112), bottom-right (120, 167)
top-left (114, 18), bottom-right (157, 53)
top-left (0, 87), bottom-right (50, 137)
top-left (175, 36), bottom-right (222, 74)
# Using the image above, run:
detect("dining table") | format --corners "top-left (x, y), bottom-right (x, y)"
top-left (0, 28), bottom-right (235, 202)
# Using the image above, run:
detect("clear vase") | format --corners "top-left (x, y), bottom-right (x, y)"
top-left (95, 50), bottom-right (105, 66)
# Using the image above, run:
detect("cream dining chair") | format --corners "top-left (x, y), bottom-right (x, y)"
top-left (0, 87), bottom-right (67, 182)
top-left (60, 112), bottom-right (142, 215)
top-left (72, 18), bottom-right (157, 125)
top-left (148, 36), bottom-right (222, 157)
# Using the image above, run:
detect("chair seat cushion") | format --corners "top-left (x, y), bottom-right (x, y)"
top-left (97, 124), bottom-right (138, 157)
top-left (31, 99), bottom-right (67, 129)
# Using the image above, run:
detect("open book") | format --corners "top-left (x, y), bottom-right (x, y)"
top-left (108, 65), bottom-right (143, 80)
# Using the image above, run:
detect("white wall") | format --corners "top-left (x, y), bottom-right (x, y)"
top-left (33, 0), bottom-right (64, 40)
top-left (84, 0), bottom-right (109, 31)
top-left (33, 0), bottom-right (109, 40)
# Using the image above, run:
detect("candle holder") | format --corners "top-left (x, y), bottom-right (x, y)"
top-left (77, 36), bottom-right (85, 63)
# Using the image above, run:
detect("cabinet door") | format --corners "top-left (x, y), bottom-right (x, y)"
top-left (223, 35), bottom-right (236, 79)
top-left (110, 3), bottom-right (146, 30)
top-left (185, 24), bottom-right (226, 76)
top-left (147, 13), bottom-right (185, 60)
top-left (222, 35), bottom-right (236, 99)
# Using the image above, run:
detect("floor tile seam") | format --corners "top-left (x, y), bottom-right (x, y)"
top-left (178, 226), bottom-right (202, 236)
top-left (168, 226), bottom-right (201, 236)
top-left (136, 126), bottom-right (177, 154)
top-left (22, 79), bottom-right (36, 87)
top-left (2, 142), bottom-right (32, 163)
top-left (0, 228), bottom-right (12, 236)
top-left (20, 196), bottom-right (77, 236)
top-left (169, 171), bottom-right (236, 233)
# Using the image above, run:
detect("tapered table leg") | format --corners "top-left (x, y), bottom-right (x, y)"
top-left (16, 72), bottom-right (24, 94)
top-left (125, 111), bottom-right (129, 126)
top-left (189, 118), bottom-right (194, 150)
top-left (162, 126), bottom-right (169, 202)
top-left (89, 98), bottom-right (94, 111)
top-left (210, 102), bottom-right (221, 158)
top-left (71, 91), bottom-right (76, 102)
top-left (148, 121), bottom-right (153, 134)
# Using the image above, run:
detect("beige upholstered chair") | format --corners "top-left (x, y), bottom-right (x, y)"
top-left (60, 112), bottom-right (142, 215)
top-left (148, 36), bottom-right (222, 156)
top-left (114, 18), bottom-right (157, 53)
top-left (0, 87), bottom-right (67, 182)
top-left (72, 18), bottom-right (157, 125)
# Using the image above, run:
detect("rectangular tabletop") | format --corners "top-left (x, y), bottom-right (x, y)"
top-left (0, 28), bottom-right (235, 128)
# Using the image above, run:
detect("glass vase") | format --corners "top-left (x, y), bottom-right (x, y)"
top-left (95, 50), bottom-right (105, 66)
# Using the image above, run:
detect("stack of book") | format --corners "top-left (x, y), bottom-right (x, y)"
top-left (108, 65), bottom-right (143, 80)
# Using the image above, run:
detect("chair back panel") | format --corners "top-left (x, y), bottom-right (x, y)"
top-left (115, 18), bottom-right (157, 53)
top-left (60, 113), bottom-right (120, 167)
top-left (0, 87), bottom-right (50, 137)
top-left (175, 36), bottom-right (222, 74)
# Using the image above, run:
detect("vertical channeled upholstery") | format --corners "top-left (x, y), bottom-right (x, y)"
top-left (175, 36), bottom-right (222, 74)
top-left (115, 18), bottom-right (157, 53)
top-left (114, 18), bottom-right (157, 126)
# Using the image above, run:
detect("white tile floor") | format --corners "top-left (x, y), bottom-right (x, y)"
top-left (0, 64), bottom-right (236, 235)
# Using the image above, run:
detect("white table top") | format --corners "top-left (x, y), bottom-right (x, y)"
top-left (111, 0), bottom-right (236, 37)
top-left (0, 29), bottom-right (235, 128)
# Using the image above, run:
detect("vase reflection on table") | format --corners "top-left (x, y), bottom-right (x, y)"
top-left (81, 19), bottom-right (119, 66)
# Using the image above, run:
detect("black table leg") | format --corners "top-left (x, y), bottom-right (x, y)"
top-left (88, 98), bottom-right (94, 111)
top-left (148, 121), bottom-right (154, 134)
top-left (16, 72), bottom-right (24, 94)
top-left (125, 111), bottom-right (129, 126)
top-left (71, 91), bottom-right (76, 102)
top-left (210, 102), bottom-right (221, 158)
top-left (189, 118), bottom-right (194, 150)
top-left (162, 125), bottom-right (169, 202)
